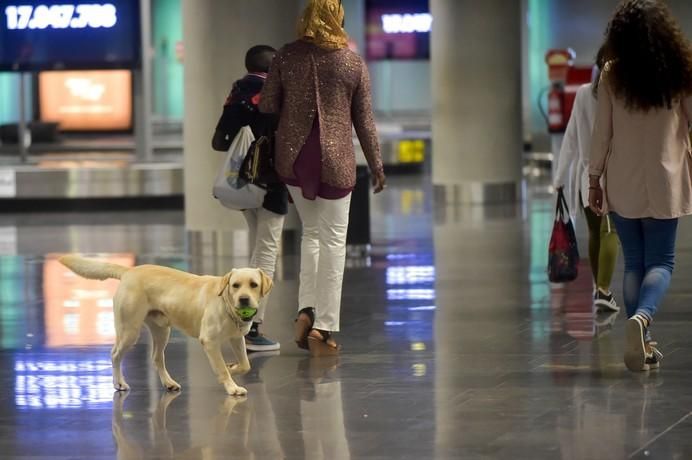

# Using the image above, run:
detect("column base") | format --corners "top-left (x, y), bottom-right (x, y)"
top-left (434, 181), bottom-right (523, 205)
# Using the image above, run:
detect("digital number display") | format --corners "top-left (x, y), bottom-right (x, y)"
top-left (366, 0), bottom-right (431, 60)
top-left (0, 0), bottom-right (139, 71)
top-left (381, 13), bottom-right (432, 34)
top-left (5, 4), bottom-right (117, 30)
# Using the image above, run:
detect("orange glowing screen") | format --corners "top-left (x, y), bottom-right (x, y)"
top-left (39, 70), bottom-right (133, 131)
top-left (43, 254), bottom-right (135, 347)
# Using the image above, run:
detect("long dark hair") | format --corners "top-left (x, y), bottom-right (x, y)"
top-left (591, 45), bottom-right (607, 98)
top-left (597, 0), bottom-right (692, 111)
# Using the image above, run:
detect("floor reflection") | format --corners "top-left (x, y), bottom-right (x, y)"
top-left (14, 353), bottom-right (113, 409)
top-left (2, 176), bottom-right (692, 458)
top-left (112, 391), bottom-right (249, 460)
top-left (297, 357), bottom-right (350, 460)
top-left (109, 354), bottom-right (350, 460)
top-left (44, 253), bottom-right (135, 347)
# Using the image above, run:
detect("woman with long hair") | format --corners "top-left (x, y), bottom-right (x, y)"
top-left (260, 0), bottom-right (386, 356)
top-left (589, 0), bottom-right (692, 372)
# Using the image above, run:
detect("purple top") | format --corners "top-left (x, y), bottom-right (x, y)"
top-left (281, 118), bottom-right (353, 201)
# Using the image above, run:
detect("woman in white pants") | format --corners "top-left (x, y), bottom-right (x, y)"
top-left (260, 0), bottom-right (386, 355)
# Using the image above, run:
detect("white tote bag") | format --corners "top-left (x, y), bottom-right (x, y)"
top-left (212, 126), bottom-right (267, 210)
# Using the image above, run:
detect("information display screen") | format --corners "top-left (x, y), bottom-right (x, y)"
top-left (0, 0), bottom-right (140, 70)
top-left (39, 69), bottom-right (133, 131)
top-left (366, 0), bottom-right (431, 60)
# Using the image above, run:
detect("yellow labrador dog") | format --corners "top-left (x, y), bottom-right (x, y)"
top-left (59, 255), bottom-right (272, 396)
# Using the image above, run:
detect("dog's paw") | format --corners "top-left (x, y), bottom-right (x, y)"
top-left (114, 381), bottom-right (130, 392)
top-left (224, 383), bottom-right (248, 397)
top-left (226, 362), bottom-right (250, 375)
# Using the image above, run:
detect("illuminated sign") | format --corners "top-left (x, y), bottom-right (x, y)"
top-left (366, 0), bottom-right (430, 60)
top-left (4, 3), bottom-right (117, 30)
top-left (39, 70), bottom-right (132, 131)
top-left (381, 13), bottom-right (432, 34)
top-left (0, 0), bottom-right (139, 71)
top-left (397, 139), bottom-right (425, 164)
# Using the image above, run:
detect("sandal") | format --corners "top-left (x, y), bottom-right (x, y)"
top-left (307, 329), bottom-right (340, 357)
top-left (294, 308), bottom-right (314, 350)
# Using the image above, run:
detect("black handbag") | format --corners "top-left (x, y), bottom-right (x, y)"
top-left (241, 134), bottom-right (278, 186)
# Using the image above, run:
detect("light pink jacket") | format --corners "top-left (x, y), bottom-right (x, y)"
top-left (589, 68), bottom-right (692, 219)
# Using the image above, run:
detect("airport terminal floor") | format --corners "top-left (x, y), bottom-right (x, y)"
top-left (2, 172), bottom-right (692, 460)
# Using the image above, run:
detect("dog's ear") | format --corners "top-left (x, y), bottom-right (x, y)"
top-left (217, 270), bottom-right (234, 296)
top-left (258, 269), bottom-right (273, 298)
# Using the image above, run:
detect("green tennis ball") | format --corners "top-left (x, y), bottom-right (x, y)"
top-left (237, 307), bottom-right (258, 321)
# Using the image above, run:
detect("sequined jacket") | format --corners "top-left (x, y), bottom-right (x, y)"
top-left (259, 40), bottom-right (383, 190)
top-left (590, 66), bottom-right (692, 219)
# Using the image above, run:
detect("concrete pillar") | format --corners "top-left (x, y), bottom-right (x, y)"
top-left (182, 0), bottom-right (303, 232)
top-left (431, 0), bottom-right (523, 204)
top-left (134, 0), bottom-right (153, 163)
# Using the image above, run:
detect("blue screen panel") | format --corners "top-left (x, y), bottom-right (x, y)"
top-left (0, 0), bottom-right (140, 71)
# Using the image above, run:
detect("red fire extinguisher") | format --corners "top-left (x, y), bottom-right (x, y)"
top-left (547, 82), bottom-right (566, 133)
top-left (541, 49), bottom-right (575, 134)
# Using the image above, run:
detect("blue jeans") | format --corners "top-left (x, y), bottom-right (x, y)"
top-left (610, 213), bottom-right (678, 323)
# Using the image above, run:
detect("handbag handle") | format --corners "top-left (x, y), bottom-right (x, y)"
top-left (555, 188), bottom-right (570, 222)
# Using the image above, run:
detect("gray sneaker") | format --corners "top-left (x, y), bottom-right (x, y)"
top-left (245, 334), bottom-right (281, 352)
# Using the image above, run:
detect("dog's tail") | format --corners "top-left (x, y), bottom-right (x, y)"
top-left (59, 255), bottom-right (129, 280)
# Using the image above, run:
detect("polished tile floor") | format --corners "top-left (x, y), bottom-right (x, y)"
top-left (1, 174), bottom-right (692, 459)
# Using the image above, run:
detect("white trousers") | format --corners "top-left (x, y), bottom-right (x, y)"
top-left (287, 186), bottom-right (352, 332)
top-left (242, 208), bottom-right (285, 323)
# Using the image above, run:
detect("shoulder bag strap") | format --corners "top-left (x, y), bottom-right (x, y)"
top-left (556, 188), bottom-right (568, 222)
